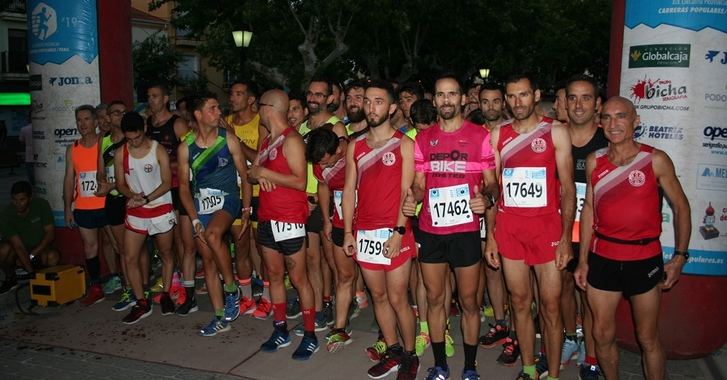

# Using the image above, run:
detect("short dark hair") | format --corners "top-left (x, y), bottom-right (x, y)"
top-left (505, 72), bottom-right (538, 91)
top-left (397, 82), bottom-right (425, 101)
top-left (175, 97), bottom-right (187, 110)
top-left (95, 103), bottom-right (108, 112)
top-left (410, 99), bottom-right (438, 125)
top-left (108, 100), bottom-right (126, 109)
top-left (566, 74), bottom-right (600, 98)
top-left (11, 181), bottom-right (32, 196)
top-left (554, 80), bottom-right (567, 94)
top-left (479, 82), bottom-right (505, 99)
top-left (433, 73), bottom-right (463, 94)
top-left (365, 79), bottom-right (396, 103)
top-left (190, 92), bottom-right (218, 113)
top-left (121, 112), bottom-right (146, 133)
top-left (288, 92), bottom-right (307, 109)
top-left (147, 83), bottom-right (170, 96)
top-left (309, 75), bottom-right (333, 96)
top-left (75, 104), bottom-right (96, 119)
top-left (230, 79), bottom-right (260, 99)
top-left (305, 127), bottom-right (340, 164)
top-left (344, 79), bottom-right (367, 97)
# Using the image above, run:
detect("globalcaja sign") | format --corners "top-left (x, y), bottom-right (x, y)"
top-left (629, 44), bottom-right (690, 68)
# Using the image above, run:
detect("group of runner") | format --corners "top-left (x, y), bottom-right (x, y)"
top-left (60, 72), bottom-right (690, 380)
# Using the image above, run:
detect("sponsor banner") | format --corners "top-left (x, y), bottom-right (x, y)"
top-left (28, 0), bottom-right (100, 227)
top-left (622, 1), bottom-right (727, 276)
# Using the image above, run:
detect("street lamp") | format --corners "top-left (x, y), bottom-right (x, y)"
top-left (232, 29), bottom-right (253, 78)
top-left (479, 68), bottom-right (490, 80)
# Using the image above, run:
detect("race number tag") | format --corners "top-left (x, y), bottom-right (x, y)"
top-left (502, 167), bottom-right (547, 208)
top-left (79, 171), bottom-right (98, 197)
top-left (479, 216), bottom-right (487, 239)
top-left (356, 228), bottom-right (392, 265)
top-left (333, 190), bottom-right (343, 220)
top-left (197, 188), bottom-right (225, 215)
top-left (575, 182), bottom-right (586, 222)
top-left (105, 166), bottom-right (115, 183)
top-left (428, 184), bottom-right (472, 227)
top-left (271, 220), bottom-right (306, 242)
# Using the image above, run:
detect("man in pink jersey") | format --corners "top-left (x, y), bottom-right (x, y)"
top-left (342, 79), bottom-right (418, 380)
top-left (574, 96), bottom-right (690, 380)
top-left (252, 89), bottom-right (319, 361)
top-left (402, 73), bottom-right (497, 380)
top-left (486, 73), bottom-right (575, 380)
top-left (113, 112), bottom-right (177, 324)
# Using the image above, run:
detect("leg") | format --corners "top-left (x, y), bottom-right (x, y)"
top-left (454, 262), bottom-right (482, 346)
top-left (421, 262), bottom-right (450, 345)
top-left (179, 216), bottom-right (196, 284)
top-left (0, 242), bottom-right (16, 278)
top-left (305, 232), bottom-right (323, 311)
top-left (101, 226), bottom-right (118, 274)
top-left (124, 229), bottom-right (149, 300)
top-left (501, 257), bottom-right (535, 366)
top-left (332, 244), bottom-right (356, 329)
top-left (485, 263), bottom-right (507, 321)
top-left (587, 286), bottom-right (622, 379)
top-left (361, 267), bottom-right (399, 347)
top-left (533, 260), bottom-right (564, 378)
top-left (202, 211), bottom-right (236, 287)
top-left (385, 260), bottom-right (416, 351)
top-left (261, 247), bottom-right (286, 305)
top-left (631, 287), bottom-right (665, 380)
top-left (37, 247), bottom-right (61, 268)
top-left (153, 229), bottom-right (175, 293)
top-left (78, 226), bottom-right (101, 283)
top-left (232, 223), bottom-right (254, 280)
top-left (110, 224), bottom-right (128, 285)
top-left (561, 270), bottom-right (578, 335)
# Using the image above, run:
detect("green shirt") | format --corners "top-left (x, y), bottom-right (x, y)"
top-left (0, 197), bottom-right (53, 249)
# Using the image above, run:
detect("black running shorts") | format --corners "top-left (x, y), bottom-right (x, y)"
top-left (418, 230), bottom-right (481, 268)
top-left (257, 221), bottom-right (306, 256)
top-left (587, 252), bottom-right (663, 297)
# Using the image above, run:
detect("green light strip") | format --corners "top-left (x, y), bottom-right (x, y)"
top-left (0, 93), bottom-right (31, 106)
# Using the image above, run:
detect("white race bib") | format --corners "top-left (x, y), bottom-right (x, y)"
top-left (479, 215), bottom-right (487, 239)
top-left (197, 188), bottom-right (225, 215)
top-left (428, 184), bottom-right (472, 227)
top-left (271, 220), bottom-right (306, 242)
top-left (333, 190), bottom-right (343, 220)
top-left (502, 167), bottom-right (547, 208)
top-left (105, 166), bottom-right (115, 184)
top-left (575, 182), bottom-right (586, 222)
top-left (78, 170), bottom-right (98, 197)
top-left (356, 228), bottom-right (392, 265)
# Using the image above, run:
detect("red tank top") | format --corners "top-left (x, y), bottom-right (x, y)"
top-left (415, 120), bottom-right (495, 234)
top-left (257, 128), bottom-right (308, 224)
top-left (497, 118), bottom-right (559, 216)
top-left (353, 130), bottom-right (404, 230)
top-left (313, 156), bottom-right (346, 229)
top-left (591, 144), bottom-right (662, 260)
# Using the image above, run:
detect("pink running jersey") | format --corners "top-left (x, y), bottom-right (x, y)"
top-left (415, 120), bottom-right (495, 234)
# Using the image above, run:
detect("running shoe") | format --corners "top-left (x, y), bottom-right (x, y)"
top-left (397, 352), bottom-right (419, 380)
top-left (368, 345), bottom-right (402, 379)
top-left (535, 352), bottom-right (549, 378)
top-left (315, 310), bottom-right (329, 331)
top-left (515, 371), bottom-right (536, 380)
top-left (150, 277), bottom-right (164, 293)
top-left (461, 369), bottom-right (480, 380)
top-left (173, 285), bottom-right (187, 306)
top-left (561, 337), bottom-right (581, 367)
top-left (425, 366), bottom-right (450, 380)
top-left (102, 275), bottom-right (122, 295)
top-left (292, 335), bottom-right (319, 361)
top-left (122, 299), bottom-right (152, 325)
top-left (479, 323), bottom-right (509, 348)
top-left (323, 300), bottom-right (334, 326)
top-left (159, 292), bottom-right (175, 315)
top-left (326, 328), bottom-right (352, 353)
top-left (223, 287), bottom-right (241, 321)
top-left (194, 268), bottom-right (205, 279)
top-left (240, 296), bottom-right (257, 315)
top-left (366, 339), bottom-right (388, 362)
top-left (497, 337), bottom-right (521, 366)
top-left (356, 291), bottom-right (369, 309)
top-left (415, 331), bottom-right (431, 356)
top-left (284, 273), bottom-right (292, 290)
top-left (286, 297), bottom-right (301, 319)
top-left (200, 316), bottom-right (231, 337)
top-left (483, 305), bottom-right (494, 318)
top-left (445, 331), bottom-right (455, 358)
top-left (80, 284), bottom-right (105, 306)
top-left (252, 297), bottom-right (272, 320)
top-left (579, 364), bottom-right (601, 380)
top-left (196, 282), bottom-right (208, 295)
top-left (175, 296), bottom-right (199, 316)
top-left (260, 328), bottom-right (292, 352)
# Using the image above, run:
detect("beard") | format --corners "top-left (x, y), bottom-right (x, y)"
top-left (366, 113), bottom-right (388, 128)
top-left (438, 105), bottom-right (457, 120)
top-left (347, 107), bottom-right (365, 123)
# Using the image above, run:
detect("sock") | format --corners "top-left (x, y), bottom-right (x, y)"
top-left (223, 282), bottom-right (237, 293)
top-left (262, 281), bottom-right (270, 300)
top-left (463, 343), bottom-right (477, 371)
top-left (273, 319), bottom-right (287, 333)
top-left (238, 277), bottom-right (252, 299)
top-left (272, 302), bottom-right (286, 321)
top-left (85, 256), bottom-right (101, 284)
top-left (419, 321), bottom-right (429, 334)
top-left (182, 280), bottom-right (194, 287)
top-left (523, 364), bottom-right (537, 378)
top-left (496, 319), bottom-right (507, 327)
top-left (304, 330), bottom-right (317, 340)
top-left (432, 341), bottom-right (447, 369)
top-left (215, 308), bottom-right (224, 318)
top-left (585, 355), bottom-right (598, 366)
top-left (546, 377), bottom-right (559, 380)
top-left (302, 307), bottom-right (315, 333)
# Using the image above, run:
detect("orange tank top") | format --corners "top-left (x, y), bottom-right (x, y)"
top-left (72, 139), bottom-right (105, 210)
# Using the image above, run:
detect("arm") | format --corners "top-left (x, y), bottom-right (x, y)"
top-left (177, 142), bottom-right (206, 241)
top-left (342, 140), bottom-right (358, 256)
top-left (574, 153), bottom-right (597, 290)
top-left (485, 127), bottom-right (502, 268)
top-left (653, 149), bottom-right (691, 289)
top-left (146, 144), bottom-right (172, 201)
top-left (385, 137), bottom-right (415, 258)
top-left (113, 146), bottom-right (136, 200)
top-left (552, 123), bottom-right (576, 270)
top-left (62, 145), bottom-right (75, 227)
top-left (253, 134), bottom-right (307, 191)
top-left (317, 180), bottom-right (333, 241)
top-left (228, 132), bottom-right (252, 228)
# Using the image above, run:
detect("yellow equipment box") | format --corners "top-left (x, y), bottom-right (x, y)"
top-left (30, 265), bottom-right (86, 306)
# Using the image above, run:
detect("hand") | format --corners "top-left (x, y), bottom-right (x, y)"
top-left (660, 255), bottom-right (686, 290)
top-left (574, 262), bottom-right (589, 290)
top-left (322, 221), bottom-right (333, 242)
top-left (402, 188), bottom-right (417, 217)
top-left (64, 208), bottom-right (75, 228)
top-left (258, 178), bottom-right (276, 192)
top-left (484, 237), bottom-right (500, 269)
top-left (307, 195), bottom-right (318, 213)
top-left (250, 164), bottom-right (263, 180)
top-left (555, 237), bottom-right (573, 270)
top-left (384, 232), bottom-right (402, 259)
top-left (94, 180), bottom-right (112, 197)
top-left (469, 184), bottom-right (485, 214)
top-left (343, 232), bottom-right (356, 257)
top-left (192, 218), bottom-right (208, 246)
top-left (127, 193), bottom-right (145, 208)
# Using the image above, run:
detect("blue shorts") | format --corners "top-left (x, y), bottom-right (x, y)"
top-left (195, 195), bottom-right (240, 228)
top-left (73, 208), bottom-right (107, 229)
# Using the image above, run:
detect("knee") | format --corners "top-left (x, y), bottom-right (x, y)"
top-left (306, 252), bottom-right (320, 269)
top-left (337, 268), bottom-right (354, 286)
top-left (369, 288), bottom-right (388, 304)
top-left (509, 292), bottom-right (532, 312)
top-left (45, 249), bottom-right (61, 266)
top-left (0, 243), bottom-right (12, 260)
top-left (426, 290), bottom-right (446, 309)
top-left (458, 295), bottom-right (480, 314)
top-left (636, 328), bottom-right (661, 352)
top-left (591, 321), bottom-right (615, 345)
top-left (539, 297), bottom-right (562, 321)
top-left (266, 265), bottom-right (285, 282)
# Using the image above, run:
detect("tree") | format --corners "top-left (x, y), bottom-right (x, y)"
top-left (131, 32), bottom-right (181, 101)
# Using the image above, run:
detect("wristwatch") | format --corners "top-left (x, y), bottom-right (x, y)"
top-left (673, 250), bottom-right (689, 260)
top-left (393, 226), bottom-right (406, 235)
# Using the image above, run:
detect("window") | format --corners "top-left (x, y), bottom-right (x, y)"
top-left (8, 29), bottom-right (28, 73)
top-left (177, 54), bottom-right (198, 80)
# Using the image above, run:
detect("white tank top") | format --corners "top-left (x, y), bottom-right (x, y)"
top-left (124, 140), bottom-right (173, 208)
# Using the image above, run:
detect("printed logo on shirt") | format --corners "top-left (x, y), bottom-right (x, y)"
top-left (531, 138), bottom-right (546, 153)
top-left (382, 152), bottom-right (396, 166)
top-left (430, 139), bottom-right (438, 147)
top-left (269, 148), bottom-right (278, 161)
top-left (628, 170), bottom-right (646, 187)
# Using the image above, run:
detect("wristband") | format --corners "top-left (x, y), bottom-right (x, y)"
top-left (242, 206), bottom-right (252, 212)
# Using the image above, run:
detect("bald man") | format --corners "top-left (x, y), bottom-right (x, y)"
top-left (252, 90), bottom-right (318, 360)
top-left (574, 96), bottom-right (691, 379)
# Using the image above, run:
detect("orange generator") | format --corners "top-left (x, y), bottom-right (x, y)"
top-left (30, 265), bottom-right (86, 306)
